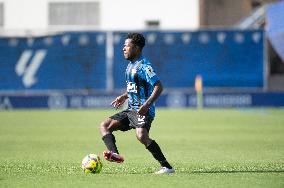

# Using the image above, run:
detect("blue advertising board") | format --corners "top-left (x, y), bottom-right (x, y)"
top-left (1, 92), bottom-right (284, 110)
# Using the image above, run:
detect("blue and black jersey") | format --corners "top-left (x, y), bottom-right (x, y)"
top-left (125, 56), bottom-right (159, 118)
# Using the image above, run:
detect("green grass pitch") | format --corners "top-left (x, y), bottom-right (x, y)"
top-left (0, 108), bottom-right (284, 188)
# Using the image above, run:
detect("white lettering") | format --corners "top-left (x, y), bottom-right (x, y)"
top-left (138, 115), bottom-right (145, 125)
top-left (0, 97), bottom-right (13, 110)
top-left (204, 95), bottom-right (252, 107)
top-left (48, 94), bottom-right (67, 109)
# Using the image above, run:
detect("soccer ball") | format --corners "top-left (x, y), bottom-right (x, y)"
top-left (81, 154), bottom-right (103, 174)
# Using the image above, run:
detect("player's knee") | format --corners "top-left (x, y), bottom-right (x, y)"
top-left (136, 131), bottom-right (148, 145)
top-left (136, 132), bottom-right (143, 141)
top-left (99, 119), bottom-right (111, 134)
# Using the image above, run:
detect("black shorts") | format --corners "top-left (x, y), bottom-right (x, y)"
top-left (110, 110), bottom-right (154, 132)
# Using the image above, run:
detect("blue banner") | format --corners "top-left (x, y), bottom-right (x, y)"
top-left (113, 30), bottom-right (264, 89)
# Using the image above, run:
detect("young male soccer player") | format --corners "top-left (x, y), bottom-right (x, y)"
top-left (99, 33), bottom-right (175, 174)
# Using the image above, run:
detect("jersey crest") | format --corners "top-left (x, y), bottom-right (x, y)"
top-left (145, 65), bottom-right (156, 78)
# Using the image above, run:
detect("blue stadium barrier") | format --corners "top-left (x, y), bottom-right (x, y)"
top-left (1, 29), bottom-right (278, 110)
top-left (1, 92), bottom-right (284, 110)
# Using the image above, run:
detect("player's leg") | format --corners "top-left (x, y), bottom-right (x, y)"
top-left (135, 127), bottom-right (152, 147)
top-left (99, 111), bottom-right (130, 163)
top-left (135, 128), bottom-right (174, 174)
top-left (100, 117), bottom-right (121, 154)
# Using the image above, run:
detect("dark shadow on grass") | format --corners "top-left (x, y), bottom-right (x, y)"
top-left (101, 169), bottom-right (284, 175)
top-left (103, 171), bottom-right (154, 175)
top-left (100, 168), bottom-right (284, 175)
top-left (191, 169), bottom-right (284, 174)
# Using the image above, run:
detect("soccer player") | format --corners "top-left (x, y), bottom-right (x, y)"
top-left (99, 33), bottom-right (175, 174)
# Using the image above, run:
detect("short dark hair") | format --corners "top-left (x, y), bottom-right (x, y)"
top-left (126, 33), bottom-right (145, 50)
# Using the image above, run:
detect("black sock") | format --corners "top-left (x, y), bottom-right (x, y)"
top-left (146, 140), bottom-right (172, 169)
top-left (102, 133), bottom-right (119, 154)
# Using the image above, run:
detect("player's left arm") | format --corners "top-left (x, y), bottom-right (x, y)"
top-left (138, 80), bottom-right (163, 116)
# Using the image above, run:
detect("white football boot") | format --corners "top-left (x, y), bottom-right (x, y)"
top-left (155, 167), bottom-right (175, 174)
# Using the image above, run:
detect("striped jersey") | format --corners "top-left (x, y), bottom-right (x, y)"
top-left (125, 56), bottom-right (159, 118)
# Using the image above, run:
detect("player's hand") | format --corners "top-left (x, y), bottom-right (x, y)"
top-left (138, 103), bottom-right (150, 116)
top-left (111, 95), bottom-right (127, 109)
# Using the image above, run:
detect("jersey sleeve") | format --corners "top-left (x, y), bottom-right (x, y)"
top-left (142, 64), bottom-right (160, 86)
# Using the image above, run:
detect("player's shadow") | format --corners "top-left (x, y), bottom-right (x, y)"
top-left (191, 169), bottom-right (284, 174)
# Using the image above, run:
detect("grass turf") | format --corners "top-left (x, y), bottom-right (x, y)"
top-left (0, 108), bottom-right (283, 188)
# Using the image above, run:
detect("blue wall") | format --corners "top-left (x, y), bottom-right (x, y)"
top-left (0, 30), bottom-right (264, 92)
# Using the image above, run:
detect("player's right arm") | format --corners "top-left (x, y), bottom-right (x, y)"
top-left (111, 92), bottom-right (128, 109)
